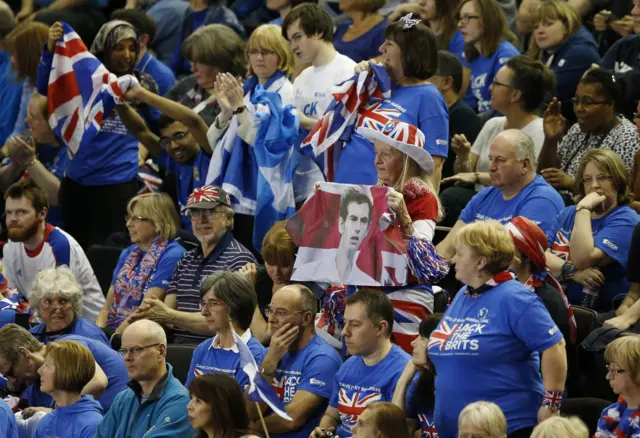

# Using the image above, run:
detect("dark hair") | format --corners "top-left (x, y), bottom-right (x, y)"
top-left (436, 50), bottom-right (463, 94)
top-left (182, 24), bottom-right (246, 77)
top-left (282, 3), bottom-right (334, 42)
top-left (384, 15), bottom-right (439, 80)
top-left (345, 289), bottom-right (394, 337)
top-left (200, 271), bottom-right (258, 330)
top-left (506, 55), bottom-right (556, 113)
top-left (157, 114), bottom-right (178, 131)
top-left (4, 179), bottom-right (50, 212)
top-left (339, 189), bottom-right (373, 223)
top-left (432, 0), bottom-right (461, 51)
top-left (189, 373), bottom-right (255, 438)
top-left (110, 9), bottom-right (157, 43)
top-left (460, 0), bottom-right (518, 61)
top-left (579, 68), bottom-right (625, 109)
top-left (410, 314), bottom-right (442, 412)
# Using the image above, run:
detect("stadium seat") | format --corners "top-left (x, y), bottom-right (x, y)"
top-left (572, 305), bottom-right (598, 346)
top-left (561, 397), bottom-right (611, 436)
top-left (166, 344), bottom-right (197, 385)
top-left (86, 245), bottom-right (125, 297)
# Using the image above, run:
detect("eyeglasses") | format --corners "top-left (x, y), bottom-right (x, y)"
top-left (581, 175), bottom-right (613, 185)
top-left (492, 80), bottom-right (514, 89)
top-left (571, 97), bottom-right (610, 107)
top-left (186, 208), bottom-right (226, 220)
top-left (199, 300), bottom-right (226, 311)
top-left (159, 131), bottom-right (189, 149)
top-left (248, 49), bottom-right (276, 57)
top-left (40, 297), bottom-right (72, 311)
top-left (118, 343), bottom-right (161, 357)
top-left (265, 307), bottom-right (305, 319)
top-left (606, 364), bottom-right (626, 375)
top-left (457, 14), bottom-right (480, 24)
top-left (125, 215), bottom-right (150, 224)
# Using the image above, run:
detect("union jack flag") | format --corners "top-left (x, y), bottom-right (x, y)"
top-left (418, 414), bottom-right (439, 438)
top-left (193, 368), bottom-right (203, 378)
top-left (43, 22), bottom-right (139, 158)
top-left (337, 388), bottom-right (381, 429)
top-left (428, 320), bottom-right (460, 351)
top-left (551, 231), bottom-right (571, 261)
top-left (356, 101), bottom-right (402, 131)
top-left (272, 376), bottom-right (286, 401)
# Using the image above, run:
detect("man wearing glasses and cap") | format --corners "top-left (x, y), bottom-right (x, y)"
top-left (130, 185), bottom-right (256, 345)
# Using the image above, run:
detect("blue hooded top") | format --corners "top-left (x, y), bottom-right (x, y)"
top-left (33, 395), bottom-right (103, 438)
top-left (0, 398), bottom-right (18, 438)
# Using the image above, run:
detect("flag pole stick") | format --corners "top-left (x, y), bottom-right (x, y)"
top-left (256, 401), bottom-right (271, 438)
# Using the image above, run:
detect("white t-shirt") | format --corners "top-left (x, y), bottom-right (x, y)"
top-left (293, 53), bottom-right (356, 120)
top-left (3, 224), bottom-right (105, 322)
top-left (470, 116), bottom-right (545, 190)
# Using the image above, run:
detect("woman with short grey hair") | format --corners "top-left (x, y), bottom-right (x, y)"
top-left (29, 267), bottom-right (109, 345)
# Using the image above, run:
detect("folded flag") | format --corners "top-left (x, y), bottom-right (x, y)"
top-left (233, 332), bottom-right (292, 421)
top-left (44, 22), bottom-right (139, 158)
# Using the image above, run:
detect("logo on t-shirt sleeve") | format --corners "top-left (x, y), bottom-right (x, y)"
top-left (602, 239), bottom-right (619, 251)
top-left (310, 377), bottom-right (326, 387)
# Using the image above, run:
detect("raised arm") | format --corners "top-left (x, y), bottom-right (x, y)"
top-left (114, 103), bottom-right (162, 157)
top-left (537, 98), bottom-right (566, 171)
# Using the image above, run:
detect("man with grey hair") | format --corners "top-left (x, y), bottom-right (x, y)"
top-left (438, 129), bottom-right (564, 260)
top-left (95, 320), bottom-right (194, 437)
top-left (248, 284), bottom-right (342, 438)
top-left (0, 1), bottom-right (22, 146)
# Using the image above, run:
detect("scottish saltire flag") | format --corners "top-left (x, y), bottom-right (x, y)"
top-left (43, 22), bottom-right (138, 158)
top-left (233, 332), bottom-right (292, 421)
top-left (206, 81), bottom-right (300, 252)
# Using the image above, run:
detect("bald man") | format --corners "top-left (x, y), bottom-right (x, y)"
top-left (95, 320), bottom-right (195, 437)
top-left (437, 129), bottom-right (564, 260)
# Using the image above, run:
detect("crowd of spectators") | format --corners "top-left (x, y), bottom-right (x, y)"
top-left (2, 0), bottom-right (640, 436)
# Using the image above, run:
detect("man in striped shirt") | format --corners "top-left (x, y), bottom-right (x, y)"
top-left (132, 185), bottom-right (256, 344)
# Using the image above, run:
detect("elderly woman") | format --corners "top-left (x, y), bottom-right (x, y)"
top-left (533, 416), bottom-right (588, 438)
top-left (34, 340), bottom-right (103, 438)
top-left (429, 221), bottom-right (567, 438)
top-left (351, 402), bottom-right (411, 438)
top-left (457, 401), bottom-right (507, 438)
top-left (166, 24), bottom-right (246, 127)
top-left (95, 192), bottom-right (186, 334)
top-left (29, 267), bottom-right (109, 346)
top-left (545, 149), bottom-right (639, 311)
top-left (333, 0), bottom-right (387, 63)
top-left (186, 271), bottom-right (266, 387)
top-left (539, 68), bottom-right (640, 196)
top-left (529, 0), bottom-right (600, 123)
top-left (337, 15), bottom-right (449, 187)
top-left (595, 336), bottom-right (640, 437)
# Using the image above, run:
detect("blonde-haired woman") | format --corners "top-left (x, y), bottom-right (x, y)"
top-left (529, 0), bottom-right (600, 123)
top-left (29, 267), bottom-right (109, 345)
top-left (429, 221), bottom-right (567, 438)
top-left (95, 192), bottom-right (186, 334)
top-left (458, 401), bottom-right (507, 438)
top-left (594, 336), bottom-right (640, 437)
top-left (34, 340), bottom-right (103, 438)
top-left (533, 416), bottom-right (588, 438)
top-left (546, 149), bottom-right (639, 312)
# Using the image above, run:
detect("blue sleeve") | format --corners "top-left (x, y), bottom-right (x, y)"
top-left (419, 98), bottom-right (449, 158)
top-left (111, 247), bottom-right (132, 286)
top-left (553, 49), bottom-right (601, 106)
top-left (298, 354), bottom-right (341, 399)
top-left (329, 371), bottom-right (341, 408)
top-left (459, 190), bottom-right (485, 223)
top-left (511, 293), bottom-right (563, 352)
top-left (447, 31), bottom-right (465, 60)
top-left (594, 210), bottom-right (640, 268)
top-left (36, 47), bottom-right (53, 96)
top-left (546, 208), bottom-right (567, 247)
top-left (0, 406), bottom-right (17, 438)
top-left (48, 229), bottom-right (71, 266)
top-left (146, 394), bottom-right (194, 437)
top-left (94, 393), bottom-right (124, 438)
top-left (404, 375), bottom-right (419, 418)
top-left (185, 344), bottom-right (202, 387)
top-left (147, 244), bottom-right (186, 290)
top-left (518, 195), bottom-right (564, 236)
top-left (50, 148), bottom-right (69, 181)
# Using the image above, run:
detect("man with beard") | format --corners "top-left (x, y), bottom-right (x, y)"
top-left (2, 179), bottom-right (104, 321)
top-left (128, 185), bottom-right (255, 345)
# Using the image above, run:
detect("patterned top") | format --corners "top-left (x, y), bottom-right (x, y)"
top-left (165, 75), bottom-right (220, 126)
top-left (166, 231), bottom-right (256, 344)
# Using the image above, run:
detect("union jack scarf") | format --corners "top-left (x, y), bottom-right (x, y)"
top-left (301, 62), bottom-right (391, 181)
top-left (107, 237), bottom-right (169, 328)
top-left (595, 397), bottom-right (640, 437)
top-left (465, 271), bottom-right (518, 297)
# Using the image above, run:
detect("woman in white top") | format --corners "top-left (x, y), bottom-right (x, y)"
top-left (439, 55), bottom-right (555, 225)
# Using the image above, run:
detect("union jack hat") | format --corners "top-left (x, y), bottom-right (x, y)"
top-left (357, 118), bottom-right (434, 175)
top-left (182, 185), bottom-right (231, 213)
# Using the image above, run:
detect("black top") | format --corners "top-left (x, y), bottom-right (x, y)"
top-left (442, 99), bottom-right (483, 179)
top-left (627, 222), bottom-right (640, 283)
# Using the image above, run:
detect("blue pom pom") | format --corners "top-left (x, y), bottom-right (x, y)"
top-left (407, 236), bottom-right (450, 284)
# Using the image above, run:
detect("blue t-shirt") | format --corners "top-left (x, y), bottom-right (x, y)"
top-left (156, 150), bottom-right (210, 230)
top-left (271, 335), bottom-right (343, 438)
top-left (406, 374), bottom-right (437, 438)
top-left (0, 50), bottom-right (23, 146)
top-left (429, 279), bottom-right (563, 437)
top-left (33, 395), bottom-right (103, 438)
top-left (547, 205), bottom-right (639, 311)
top-left (446, 31), bottom-right (465, 61)
top-left (0, 398), bottom-right (18, 438)
top-left (186, 334), bottom-right (266, 388)
top-left (333, 19), bottom-right (388, 63)
top-left (111, 240), bottom-right (186, 290)
top-left (138, 52), bottom-right (176, 97)
top-left (459, 174), bottom-right (564, 235)
top-left (463, 41), bottom-right (520, 113)
top-left (335, 83), bottom-right (449, 184)
top-left (30, 317), bottom-right (110, 346)
top-left (330, 344), bottom-right (410, 437)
